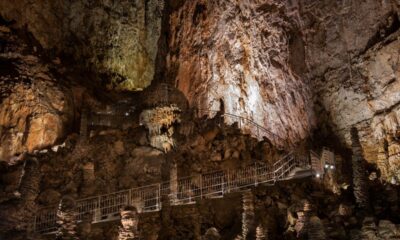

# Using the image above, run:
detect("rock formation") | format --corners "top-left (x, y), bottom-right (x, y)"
top-left (242, 191), bottom-right (255, 239)
top-left (56, 196), bottom-right (78, 240)
top-left (2, 0), bottom-right (400, 239)
top-left (0, 0), bottom-right (164, 90)
top-left (118, 206), bottom-right (140, 240)
top-left (166, 0), bottom-right (315, 146)
top-left (350, 127), bottom-right (370, 209)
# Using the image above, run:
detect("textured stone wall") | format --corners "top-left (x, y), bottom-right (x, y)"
top-left (166, 0), bottom-right (315, 145)
top-left (301, 0), bottom-right (400, 161)
top-left (0, 0), bottom-right (164, 90)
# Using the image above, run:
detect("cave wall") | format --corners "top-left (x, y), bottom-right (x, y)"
top-left (1, 0), bottom-right (400, 160)
top-left (165, 0), bottom-right (315, 146)
top-left (0, 0), bottom-right (164, 90)
top-left (300, 0), bottom-right (400, 161)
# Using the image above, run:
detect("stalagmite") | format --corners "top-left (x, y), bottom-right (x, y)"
top-left (296, 201), bottom-right (312, 238)
top-left (255, 224), bottom-right (267, 240)
top-left (242, 191), bottom-right (255, 240)
top-left (350, 127), bottom-right (370, 209)
top-left (19, 159), bottom-right (41, 204)
top-left (118, 206), bottom-right (140, 240)
top-left (20, 158), bottom-right (41, 234)
top-left (295, 201), bottom-right (325, 239)
top-left (169, 160), bottom-right (178, 204)
top-left (203, 227), bottom-right (221, 240)
top-left (56, 195), bottom-right (78, 240)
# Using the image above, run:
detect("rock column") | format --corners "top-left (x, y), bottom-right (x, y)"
top-left (56, 195), bottom-right (78, 240)
top-left (169, 160), bottom-right (178, 205)
top-left (242, 191), bottom-right (255, 240)
top-left (20, 158), bottom-right (41, 235)
top-left (350, 127), bottom-right (370, 209)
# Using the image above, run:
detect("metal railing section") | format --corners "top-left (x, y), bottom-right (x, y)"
top-left (33, 154), bottom-right (311, 234)
top-left (197, 109), bottom-right (290, 148)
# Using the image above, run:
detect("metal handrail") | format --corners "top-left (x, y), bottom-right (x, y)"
top-left (33, 153), bottom-right (312, 234)
top-left (196, 109), bottom-right (291, 148)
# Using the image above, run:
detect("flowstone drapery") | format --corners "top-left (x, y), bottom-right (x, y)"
top-left (140, 106), bottom-right (181, 152)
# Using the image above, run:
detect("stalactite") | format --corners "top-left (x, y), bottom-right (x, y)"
top-left (350, 127), bottom-right (370, 209)
top-left (56, 195), bottom-right (78, 240)
top-left (118, 206), bottom-right (140, 240)
top-left (140, 106), bottom-right (181, 152)
top-left (242, 191), bottom-right (255, 240)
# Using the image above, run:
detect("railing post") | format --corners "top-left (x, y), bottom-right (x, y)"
top-left (199, 174), bottom-right (203, 200)
top-left (158, 184), bottom-right (161, 210)
top-left (32, 215), bottom-right (37, 233)
top-left (128, 189), bottom-right (132, 206)
top-left (226, 169), bottom-right (230, 193)
top-left (254, 162), bottom-right (258, 186)
top-left (94, 196), bottom-right (101, 223)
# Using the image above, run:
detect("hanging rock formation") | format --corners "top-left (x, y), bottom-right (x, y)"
top-left (0, 0), bottom-right (164, 90)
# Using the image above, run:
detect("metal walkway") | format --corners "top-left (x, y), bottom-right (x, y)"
top-left (197, 109), bottom-right (290, 148)
top-left (33, 153), bottom-right (314, 234)
top-left (34, 110), bottom-right (326, 234)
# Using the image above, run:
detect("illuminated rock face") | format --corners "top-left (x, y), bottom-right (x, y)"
top-left (167, 1), bottom-right (315, 145)
top-left (140, 106), bottom-right (181, 152)
top-left (0, 0), bottom-right (164, 90)
top-left (304, 0), bottom-right (400, 162)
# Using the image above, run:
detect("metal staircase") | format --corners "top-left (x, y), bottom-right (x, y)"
top-left (33, 153), bottom-right (315, 234)
top-left (33, 112), bottom-right (333, 235)
top-left (197, 109), bottom-right (291, 148)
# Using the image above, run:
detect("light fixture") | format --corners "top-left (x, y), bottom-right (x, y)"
top-left (316, 173), bottom-right (321, 178)
top-left (325, 164), bottom-right (329, 169)
top-left (330, 165), bottom-right (335, 170)
top-left (391, 177), bottom-right (397, 185)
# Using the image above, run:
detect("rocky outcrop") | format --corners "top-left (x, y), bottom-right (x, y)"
top-left (0, 0), bottom-right (164, 90)
top-left (0, 25), bottom-right (74, 163)
top-left (305, 0), bottom-right (400, 163)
